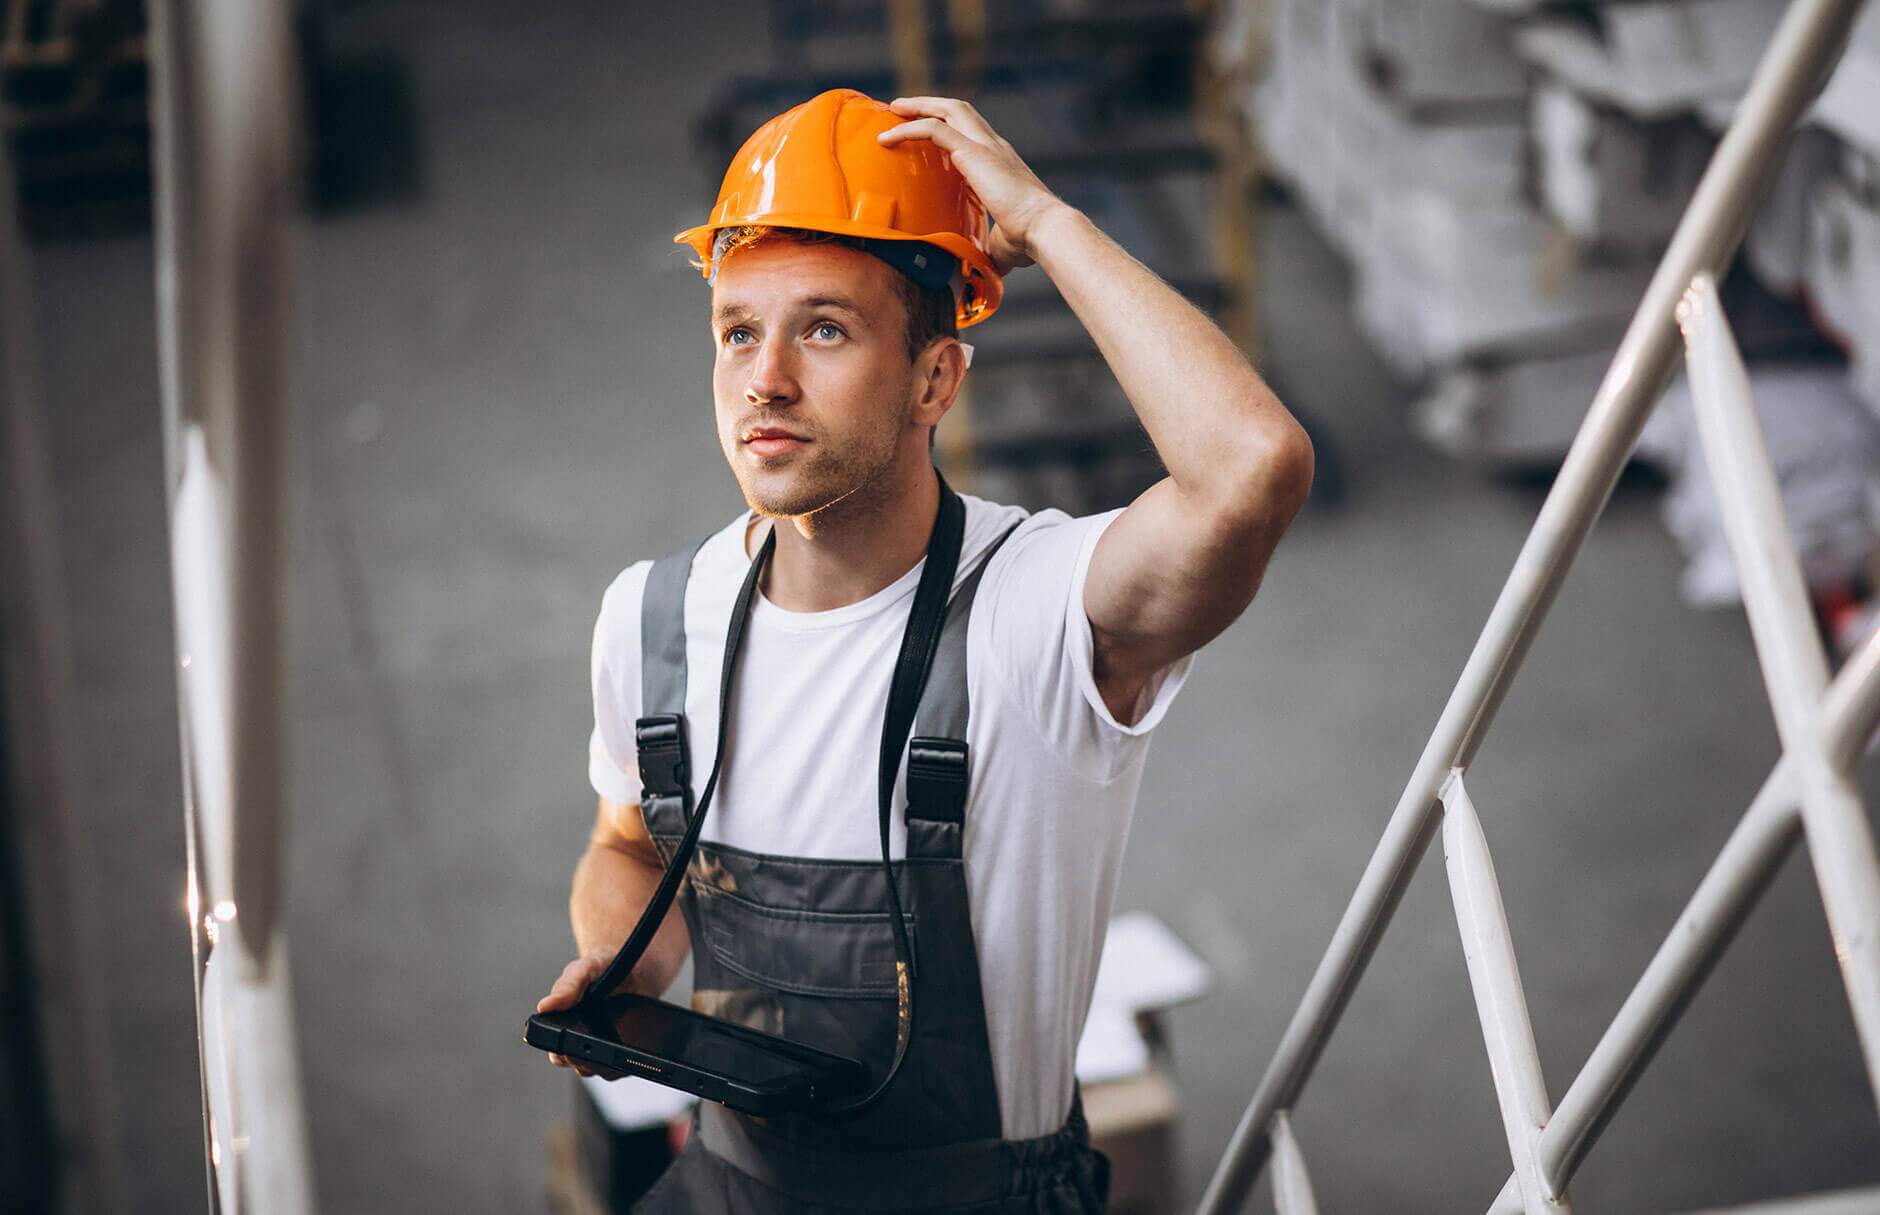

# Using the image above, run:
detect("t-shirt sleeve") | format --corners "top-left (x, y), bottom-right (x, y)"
top-left (974, 508), bottom-right (1192, 777)
top-left (588, 561), bottom-right (653, 805)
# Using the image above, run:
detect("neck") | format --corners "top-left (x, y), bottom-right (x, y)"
top-left (752, 455), bottom-right (942, 612)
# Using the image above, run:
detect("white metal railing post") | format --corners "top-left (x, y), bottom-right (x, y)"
top-left (1484, 619), bottom-right (1880, 1214)
top-left (147, 0), bottom-right (315, 1209)
top-left (1677, 275), bottom-right (1880, 1094)
top-left (1440, 774), bottom-right (1571, 1215)
top-left (1198, 2), bottom-right (1872, 1210)
top-left (1269, 1112), bottom-right (1320, 1215)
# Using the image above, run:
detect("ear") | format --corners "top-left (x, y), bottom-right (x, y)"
top-left (909, 338), bottom-right (967, 429)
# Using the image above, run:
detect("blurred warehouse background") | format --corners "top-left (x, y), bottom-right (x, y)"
top-left (4, 0), bottom-right (1880, 1211)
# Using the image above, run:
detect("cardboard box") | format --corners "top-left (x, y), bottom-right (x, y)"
top-left (1085, 1063), bottom-right (1183, 1215)
top-left (1076, 914), bottom-right (1212, 1215)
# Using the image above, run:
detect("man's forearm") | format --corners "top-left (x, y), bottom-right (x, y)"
top-left (1028, 204), bottom-right (1310, 520)
top-left (570, 842), bottom-right (690, 997)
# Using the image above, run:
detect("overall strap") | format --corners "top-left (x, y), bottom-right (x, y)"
top-left (903, 523), bottom-right (1020, 861)
top-left (585, 528), bottom-right (774, 1024)
top-left (637, 539), bottom-right (705, 830)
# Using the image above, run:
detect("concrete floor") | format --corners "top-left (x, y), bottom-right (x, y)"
top-left (22, 1), bottom-right (1880, 1211)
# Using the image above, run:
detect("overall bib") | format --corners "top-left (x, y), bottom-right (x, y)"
top-left (629, 507), bottom-right (1110, 1213)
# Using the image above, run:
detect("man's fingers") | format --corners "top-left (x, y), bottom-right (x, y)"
top-left (878, 117), bottom-right (973, 152)
top-left (537, 954), bottom-right (606, 1012)
top-left (888, 95), bottom-right (998, 142)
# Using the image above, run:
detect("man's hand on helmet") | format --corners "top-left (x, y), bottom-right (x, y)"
top-left (879, 97), bottom-right (1068, 277)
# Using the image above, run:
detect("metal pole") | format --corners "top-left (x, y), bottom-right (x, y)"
top-left (1678, 274), bottom-right (1880, 1096)
top-left (1441, 775), bottom-right (1570, 1215)
top-left (1198, 3), bottom-right (1865, 1209)
top-left (147, 0), bottom-right (314, 1209)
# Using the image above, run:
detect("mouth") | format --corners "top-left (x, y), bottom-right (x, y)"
top-left (742, 427), bottom-right (808, 457)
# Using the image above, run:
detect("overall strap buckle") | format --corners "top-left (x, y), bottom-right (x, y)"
top-left (635, 714), bottom-right (690, 798)
top-left (906, 736), bottom-right (968, 824)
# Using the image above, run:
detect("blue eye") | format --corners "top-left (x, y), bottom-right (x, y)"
top-left (811, 321), bottom-right (843, 341)
top-left (722, 328), bottom-right (754, 346)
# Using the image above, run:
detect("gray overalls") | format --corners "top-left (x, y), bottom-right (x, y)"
top-left (629, 498), bottom-right (1110, 1213)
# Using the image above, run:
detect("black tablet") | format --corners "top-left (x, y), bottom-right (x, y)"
top-left (525, 993), bottom-right (868, 1115)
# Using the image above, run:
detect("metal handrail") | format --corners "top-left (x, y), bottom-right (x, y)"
top-left (1198, 1), bottom-right (1877, 1211)
top-left (148, 0), bottom-right (314, 1209)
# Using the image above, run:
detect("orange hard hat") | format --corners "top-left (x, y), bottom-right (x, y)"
top-left (675, 88), bottom-right (1003, 328)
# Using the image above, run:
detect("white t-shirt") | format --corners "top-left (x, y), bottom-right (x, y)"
top-left (587, 494), bottom-right (1190, 1139)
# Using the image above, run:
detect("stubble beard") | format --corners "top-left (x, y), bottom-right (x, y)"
top-left (734, 425), bottom-right (906, 523)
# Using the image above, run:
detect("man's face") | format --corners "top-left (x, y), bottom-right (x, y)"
top-left (710, 240), bottom-right (923, 519)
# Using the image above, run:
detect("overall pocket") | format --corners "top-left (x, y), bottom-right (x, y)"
top-left (692, 883), bottom-right (914, 999)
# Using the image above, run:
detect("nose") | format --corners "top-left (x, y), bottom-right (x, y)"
top-left (745, 334), bottom-right (799, 408)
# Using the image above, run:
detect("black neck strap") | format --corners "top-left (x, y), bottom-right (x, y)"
top-left (580, 477), bottom-right (968, 1113)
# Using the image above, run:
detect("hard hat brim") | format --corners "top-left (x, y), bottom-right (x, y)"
top-left (674, 217), bottom-right (1004, 329)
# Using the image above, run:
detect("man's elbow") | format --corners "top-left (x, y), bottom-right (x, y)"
top-left (1216, 411), bottom-right (1314, 537)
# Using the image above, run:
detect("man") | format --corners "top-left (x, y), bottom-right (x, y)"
top-left (537, 89), bottom-right (1312, 1210)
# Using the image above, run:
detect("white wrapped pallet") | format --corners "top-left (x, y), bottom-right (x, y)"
top-left (1530, 77), bottom-right (1714, 252)
top-left (1334, 0), bottom-right (1527, 109)
top-left (1353, 256), bottom-right (1646, 378)
top-left (1692, 1), bottom-right (1877, 297)
top-left (1802, 162), bottom-right (1880, 412)
top-left (1514, 0), bottom-right (1787, 119)
top-left (1739, 127), bottom-right (1841, 296)
top-left (1252, 0), bottom-right (1525, 267)
top-left (1637, 365), bottom-right (1880, 607)
top-left (1351, 183), bottom-right (1652, 376)
top-left (1811, 0), bottom-right (1880, 160)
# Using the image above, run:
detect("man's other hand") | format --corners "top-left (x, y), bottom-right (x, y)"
top-left (536, 949), bottom-right (626, 1079)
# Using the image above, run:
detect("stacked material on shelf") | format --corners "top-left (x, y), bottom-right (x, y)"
top-left (1251, 0), bottom-right (1651, 380)
top-left (1530, 79), bottom-right (1715, 253)
top-left (1696, 2), bottom-right (1880, 412)
top-left (1243, 0), bottom-right (1880, 459)
top-left (1809, 0), bottom-right (1880, 157)
top-left (1513, 0), bottom-right (1785, 118)
top-left (1736, 127), bottom-right (1841, 296)
top-left (1793, 3), bottom-right (1880, 414)
top-left (1803, 152), bottom-right (1880, 410)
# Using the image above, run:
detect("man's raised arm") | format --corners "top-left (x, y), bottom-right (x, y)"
top-left (881, 99), bottom-right (1314, 721)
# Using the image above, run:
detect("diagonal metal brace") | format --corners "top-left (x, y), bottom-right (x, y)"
top-left (1442, 773), bottom-right (1572, 1215)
